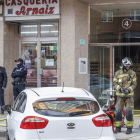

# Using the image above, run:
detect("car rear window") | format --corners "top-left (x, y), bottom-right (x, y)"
top-left (33, 100), bottom-right (99, 117)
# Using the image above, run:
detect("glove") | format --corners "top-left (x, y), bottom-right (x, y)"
top-left (119, 87), bottom-right (125, 93)
top-left (110, 95), bottom-right (115, 101)
top-left (110, 95), bottom-right (113, 98)
top-left (125, 89), bottom-right (130, 95)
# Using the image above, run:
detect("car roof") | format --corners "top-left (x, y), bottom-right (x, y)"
top-left (29, 87), bottom-right (90, 98)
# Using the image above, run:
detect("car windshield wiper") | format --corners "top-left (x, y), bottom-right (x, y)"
top-left (69, 110), bottom-right (91, 116)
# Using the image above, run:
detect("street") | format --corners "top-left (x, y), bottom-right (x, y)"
top-left (0, 137), bottom-right (5, 140)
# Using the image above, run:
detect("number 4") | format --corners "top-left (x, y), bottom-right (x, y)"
top-left (124, 21), bottom-right (129, 27)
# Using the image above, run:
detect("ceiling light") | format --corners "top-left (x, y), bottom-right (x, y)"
top-left (41, 25), bottom-right (54, 26)
top-left (21, 32), bottom-right (38, 33)
top-left (23, 25), bottom-right (38, 27)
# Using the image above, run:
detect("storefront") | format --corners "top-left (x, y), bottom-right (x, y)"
top-left (2, 0), bottom-right (89, 104)
top-left (4, 0), bottom-right (59, 88)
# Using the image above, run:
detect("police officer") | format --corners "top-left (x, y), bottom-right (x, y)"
top-left (0, 66), bottom-right (7, 114)
top-left (11, 58), bottom-right (27, 101)
top-left (113, 57), bottom-right (137, 134)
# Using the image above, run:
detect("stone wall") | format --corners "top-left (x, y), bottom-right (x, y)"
top-left (60, 0), bottom-right (76, 87)
top-left (3, 22), bottom-right (19, 105)
top-left (0, 21), bottom-right (4, 66)
top-left (60, 0), bottom-right (89, 89)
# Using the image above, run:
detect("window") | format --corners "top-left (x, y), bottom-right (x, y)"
top-left (17, 94), bottom-right (27, 113)
top-left (130, 10), bottom-right (140, 21)
top-left (41, 42), bottom-right (57, 87)
top-left (12, 92), bottom-right (24, 111)
top-left (101, 11), bottom-right (113, 22)
top-left (21, 42), bottom-right (37, 87)
top-left (20, 23), bottom-right (58, 37)
top-left (33, 100), bottom-right (99, 117)
top-left (12, 92), bottom-right (27, 113)
top-left (40, 23), bottom-right (58, 37)
top-left (20, 24), bottom-right (38, 37)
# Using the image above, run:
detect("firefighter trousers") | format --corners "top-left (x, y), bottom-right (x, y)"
top-left (115, 97), bottom-right (134, 128)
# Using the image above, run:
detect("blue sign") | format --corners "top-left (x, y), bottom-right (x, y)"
top-left (80, 39), bottom-right (85, 44)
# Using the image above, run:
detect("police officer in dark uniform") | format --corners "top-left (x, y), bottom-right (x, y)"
top-left (0, 66), bottom-right (7, 114)
top-left (11, 58), bottom-right (27, 101)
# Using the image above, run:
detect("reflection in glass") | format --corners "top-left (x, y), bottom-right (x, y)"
top-left (101, 11), bottom-right (107, 22)
top-left (101, 11), bottom-right (113, 22)
top-left (41, 42), bottom-right (57, 87)
top-left (21, 42), bottom-right (37, 87)
top-left (33, 100), bottom-right (99, 117)
top-left (108, 11), bottom-right (113, 22)
top-left (89, 46), bottom-right (111, 107)
top-left (90, 3), bottom-right (140, 43)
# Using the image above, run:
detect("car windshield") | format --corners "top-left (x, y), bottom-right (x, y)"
top-left (33, 100), bottom-right (99, 117)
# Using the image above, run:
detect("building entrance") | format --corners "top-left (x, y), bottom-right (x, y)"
top-left (19, 23), bottom-right (58, 88)
top-left (89, 2), bottom-right (140, 108)
top-left (89, 44), bottom-right (140, 109)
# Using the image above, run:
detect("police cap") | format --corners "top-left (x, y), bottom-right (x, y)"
top-left (15, 58), bottom-right (23, 63)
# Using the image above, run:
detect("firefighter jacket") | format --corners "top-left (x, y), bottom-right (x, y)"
top-left (113, 69), bottom-right (137, 97)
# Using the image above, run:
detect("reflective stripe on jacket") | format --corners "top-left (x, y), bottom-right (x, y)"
top-left (113, 69), bottom-right (137, 97)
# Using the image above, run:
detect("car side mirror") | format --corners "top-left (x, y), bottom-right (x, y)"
top-left (2, 105), bottom-right (11, 114)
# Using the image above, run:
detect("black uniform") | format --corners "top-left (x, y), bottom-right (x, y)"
top-left (0, 67), bottom-right (7, 113)
top-left (11, 66), bottom-right (27, 101)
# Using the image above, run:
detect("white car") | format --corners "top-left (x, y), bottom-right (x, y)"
top-left (3, 87), bottom-right (116, 140)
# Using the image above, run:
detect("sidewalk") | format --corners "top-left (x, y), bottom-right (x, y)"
top-left (0, 112), bottom-right (7, 138)
top-left (0, 113), bottom-right (140, 139)
top-left (115, 117), bottom-right (140, 140)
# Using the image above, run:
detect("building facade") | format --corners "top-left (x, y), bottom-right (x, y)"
top-left (1, 0), bottom-right (140, 108)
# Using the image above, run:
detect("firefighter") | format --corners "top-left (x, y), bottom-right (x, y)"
top-left (113, 57), bottom-right (137, 134)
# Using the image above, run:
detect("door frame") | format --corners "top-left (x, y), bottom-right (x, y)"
top-left (89, 44), bottom-right (113, 85)
top-left (19, 37), bottom-right (58, 87)
top-left (89, 43), bottom-right (140, 78)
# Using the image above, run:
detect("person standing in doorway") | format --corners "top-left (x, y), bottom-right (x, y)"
top-left (11, 58), bottom-right (27, 101)
top-left (113, 57), bottom-right (137, 134)
top-left (0, 66), bottom-right (7, 114)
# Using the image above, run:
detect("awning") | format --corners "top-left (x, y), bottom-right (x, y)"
top-left (4, 15), bottom-right (60, 23)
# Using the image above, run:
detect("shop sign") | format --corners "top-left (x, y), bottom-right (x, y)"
top-left (5, 0), bottom-right (59, 16)
top-left (45, 59), bottom-right (54, 66)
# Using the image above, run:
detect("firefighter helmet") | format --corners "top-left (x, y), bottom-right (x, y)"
top-left (121, 57), bottom-right (133, 69)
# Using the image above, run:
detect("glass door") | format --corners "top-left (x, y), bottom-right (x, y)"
top-left (98, 47), bottom-right (111, 106)
top-left (89, 46), bottom-right (111, 106)
top-left (21, 42), bottom-right (37, 87)
top-left (40, 42), bottom-right (57, 87)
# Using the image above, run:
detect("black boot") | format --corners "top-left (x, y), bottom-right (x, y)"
top-left (126, 128), bottom-right (132, 134)
top-left (114, 127), bottom-right (121, 134)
